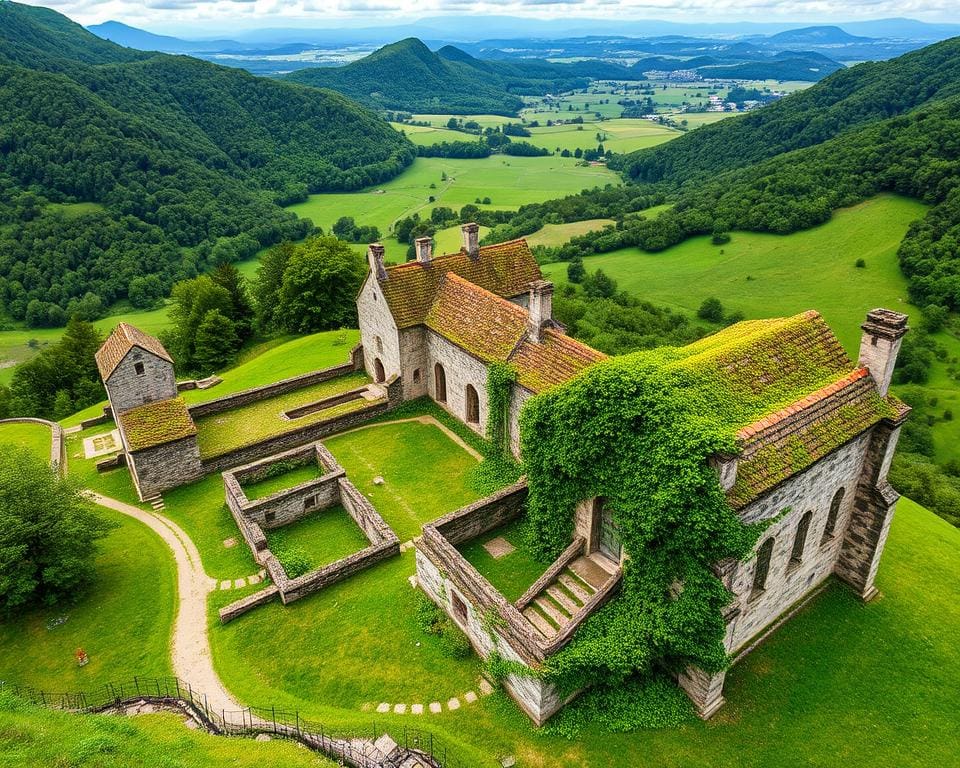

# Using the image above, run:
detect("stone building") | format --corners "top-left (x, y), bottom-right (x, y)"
top-left (95, 323), bottom-right (202, 500)
top-left (373, 237), bottom-right (911, 723)
top-left (358, 225), bottom-right (604, 451)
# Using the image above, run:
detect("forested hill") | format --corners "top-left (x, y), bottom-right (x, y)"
top-left (0, 2), bottom-right (414, 328)
top-left (615, 36), bottom-right (960, 184)
top-left (286, 38), bottom-right (529, 115)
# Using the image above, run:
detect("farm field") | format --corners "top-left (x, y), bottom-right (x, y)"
top-left (542, 194), bottom-right (926, 354)
top-left (288, 155), bottom-right (617, 261)
top-left (527, 118), bottom-right (679, 153)
top-left (389, 121), bottom-right (466, 146)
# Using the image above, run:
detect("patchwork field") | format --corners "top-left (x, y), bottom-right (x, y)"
top-left (542, 194), bottom-right (926, 354)
top-left (526, 119), bottom-right (679, 154)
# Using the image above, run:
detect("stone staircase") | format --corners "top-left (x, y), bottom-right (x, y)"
top-left (143, 493), bottom-right (165, 512)
top-left (522, 554), bottom-right (617, 638)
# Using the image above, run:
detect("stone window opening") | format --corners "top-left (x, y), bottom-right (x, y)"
top-left (304, 495), bottom-right (317, 511)
top-left (451, 591), bottom-right (469, 626)
top-left (134, 361), bottom-right (145, 376)
top-left (434, 363), bottom-right (447, 403)
top-left (750, 537), bottom-right (774, 600)
top-left (821, 488), bottom-right (844, 545)
top-left (373, 358), bottom-right (386, 383)
top-left (376, 335), bottom-right (383, 353)
top-left (413, 368), bottom-right (421, 384)
top-left (465, 384), bottom-right (480, 424)
top-left (788, 511), bottom-right (813, 570)
top-left (265, 510), bottom-right (276, 524)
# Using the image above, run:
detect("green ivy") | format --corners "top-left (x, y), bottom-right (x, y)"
top-left (486, 361), bottom-right (517, 457)
top-left (517, 315), bottom-right (859, 693)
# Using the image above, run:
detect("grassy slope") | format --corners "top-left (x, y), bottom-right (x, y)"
top-left (0, 701), bottom-right (336, 768)
top-left (542, 194), bottom-right (925, 354)
top-left (0, 510), bottom-right (175, 690)
top-left (210, 498), bottom-right (960, 768)
top-left (0, 421), bottom-right (52, 460)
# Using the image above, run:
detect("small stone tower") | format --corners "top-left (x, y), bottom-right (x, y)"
top-left (95, 323), bottom-right (177, 415)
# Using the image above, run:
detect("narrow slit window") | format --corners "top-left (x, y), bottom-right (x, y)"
top-left (751, 537), bottom-right (774, 598)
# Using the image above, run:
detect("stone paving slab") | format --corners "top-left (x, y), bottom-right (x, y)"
top-left (483, 536), bottom-right (516, 559)
top-left (447, 697), bottom-right (460, 711)
top-left (411, 704), bottom-right (423, 715)
top-left (464, 691), bottom-right (477, 704)
top-left (376, 702), bottom-right (390, 714)
top-left (393, 703), bottom-right (406, 714)
top-left (429, 702), bottom-right (442, 714)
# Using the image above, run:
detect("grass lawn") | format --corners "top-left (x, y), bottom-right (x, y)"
top-left (266, 506), bottom-right (370, 571)
top-left (64, 425), bottom-right (143, 507)
top-left (0, 701), bottom-right (337, 768)
top-left (323, 420), bottom-right (482, 542)
top-left (390, 122), bottom-right (467, 146)
top-left (457, 516), bottom-right (548, 602)
top-left (193, 371), bottom-right (372, 458)
top-left (0, 509), bottom-right (174, 691)
top-left (209, 497), bottom-right (960, 768)
top-left (241, 463), bottom-right (322, 501)
top-left (526, 219), bottom-right (615, 248)
top-left (180, 330), bottom-right (360, 406)
top-left (287, 156), bottom-right (617, 262)
top-left (543, 194), bottom-right (927, 354)
top-left (0, 421), bottom-right (52, 461)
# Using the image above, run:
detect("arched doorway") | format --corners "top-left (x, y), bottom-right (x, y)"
top-left (373, 358), bottom-right (385, 383)
top-left (465, 384), bottom-right (480, 424)
top-left (434, 363), bottom-right (447, 403)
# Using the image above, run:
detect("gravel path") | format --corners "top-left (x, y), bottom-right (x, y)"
top-left (86, 492), bottom-right (241, 714)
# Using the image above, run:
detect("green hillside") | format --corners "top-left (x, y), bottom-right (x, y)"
top-left (0, 2), bottom-right (414, 327)
top-left (286, 38), bottom-right (527, 115)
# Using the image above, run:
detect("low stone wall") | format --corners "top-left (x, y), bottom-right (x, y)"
top-left (283, 387), bottom-right (368, 420)
top-left (79, 406), bottom-right (112, 430)
top-left (188, 344), bottom-right (364, 419)
top-left (431, 480), bottom-right (529, 546)
top-left (0, 417), bottom-right (66, 473)
top-left (200, 376), bottom-right (402, 476)
top-left (219, 437), bottom-right (400, 623)
top-left (217, 585), bottom-right (281, 623)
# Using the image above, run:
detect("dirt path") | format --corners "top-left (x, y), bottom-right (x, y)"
top-left (86, 492), bottom-right (241, 714)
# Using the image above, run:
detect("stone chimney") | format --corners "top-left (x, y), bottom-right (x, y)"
top-left (528, 280), bottom-right (554, 343)
top-left (461, 222), bottom-right (480, 260)
top-left (415, 236), bottom-right (432, 265)
top-left (367, 243), bottom-right (387, 282)
top-left (709, 453), bottom-right (739, 492)
top-left (858, 308), bottom-right (908, 397)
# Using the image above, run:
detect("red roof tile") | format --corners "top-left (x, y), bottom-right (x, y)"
top-left (95, 323), bottom-right (173, 381)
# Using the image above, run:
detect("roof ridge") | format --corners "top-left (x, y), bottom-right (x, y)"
top-left (736, 367), bottom-right (871, 442)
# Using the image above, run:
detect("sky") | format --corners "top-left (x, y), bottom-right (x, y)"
top-left (20, 0), bottom-right (960, 34)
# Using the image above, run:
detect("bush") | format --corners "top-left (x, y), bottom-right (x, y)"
top-left (855, 258), bottom-right (866, 268)
top-left (711, 232), bottom-right (730, 245)
top-left (697, 297), bottom-right (725, 323)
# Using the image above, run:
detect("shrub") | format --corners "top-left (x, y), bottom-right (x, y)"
top-left (855, 258), bottom-right (867, 268)
top-left (697, 297), bottom-right (725, 323)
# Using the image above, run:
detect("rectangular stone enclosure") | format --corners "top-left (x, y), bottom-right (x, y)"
top-left (220, 441), bottom-right (400, 622)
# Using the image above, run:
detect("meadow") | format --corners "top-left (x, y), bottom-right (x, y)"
top-left (525, 119), bottom-right (679, 154)
top-left (542, 194), bottom-right (925, 354)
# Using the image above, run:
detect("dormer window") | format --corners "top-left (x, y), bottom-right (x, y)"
top-left (134, 362), bottom-right (145, 376)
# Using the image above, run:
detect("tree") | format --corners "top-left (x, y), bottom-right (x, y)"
top-left (210, 262), bottom-right (254, 340)
top-left (583, 269), bottom-right (617, 299)
top-left (0, 447), bottom-right (116, 613)
top-left (273, 236), bottom-right (366, 333)
top-left (254, 241), bottom-right (297, 330)
top-left (697, 297), bottom-right (725, 323)
top-left (567, 258), bottom-right (586, 284)
top-left (167, 275), bottom-right (234, 371)
top-left (192, 309), bottom-right (240, 374)
top-left (128, 275), bottom-right (165, 309)
top-left (332, 216), bottom-right (358, 240)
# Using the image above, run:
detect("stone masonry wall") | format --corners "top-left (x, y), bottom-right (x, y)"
top-left (507, 386), bottom-right (532, 460)
top-left (357, 276), bottom-right (402, 386)
top-left (0, 417), bottom-right (65, 472)
top-left (724, 432), bottom-right (872, 652)
top-left (128, 435), bottom-right (204, 500)
top-left (188, 346), bottom-right (363, 419)
top-left (106, 349), bottom-right (176, 414)
top-left (399, 327), bottom-right (429, 400)
top-left (425, 331), bottom-right (490, 435)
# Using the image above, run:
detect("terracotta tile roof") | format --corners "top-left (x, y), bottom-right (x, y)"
top-left (727, 368), bottom-right (898, 508)
top-left (425, 274), bottom-right (528, 363)
top-left (95, 322), bottom-right (173, 381)
top-left (118, 397), bottom-right (197, 452)
top-left (511, 328), bottom-right (607, 394)
top-left (377, 239), bottom-right (542, 329)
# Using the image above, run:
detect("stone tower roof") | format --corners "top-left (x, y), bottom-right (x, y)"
top-left (375, 238), bottom-right (542, 329)
top-left (95, 322), bottom-right (173, 381)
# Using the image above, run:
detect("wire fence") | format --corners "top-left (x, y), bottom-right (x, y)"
top-left (0, 676), bottom-right (464, 768)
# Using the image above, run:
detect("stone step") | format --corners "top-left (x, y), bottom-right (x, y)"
top-left (535, 595), bottom-right (571, 626)
top-left (546, 584), bottom-right (582, 614)
top-left (523, 605), bottom-right (557, 637)
top-left (559, 571), bottom-right (595, 602)
top-left (569, 555), bottom-right (612, 590)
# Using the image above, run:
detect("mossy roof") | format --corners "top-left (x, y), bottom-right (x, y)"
top-left (425, 273), bottom-right (606, 394)
top-left (95, 322), bottom-right (172, 380)
top-left (608, 310), bottom-right (903, 507)
top-left (377, 239), bottom-right (542, 329)
top-left (118, 397), bottom-right (197, 452)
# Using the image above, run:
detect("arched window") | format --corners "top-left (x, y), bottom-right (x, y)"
top-left (376, 335), bottom-right (383, 353)
top-left (789, 511), bottom-right (813, 568)
top-left (822, 488), bottom-right (844, 544)
top-left (373, 358), bottom-right (385, 383)
top-left (465, 384), bottom-right (480, 424)
top-left (751, 537), bottom-right (774, 598)
top-left (434, 363), bottom-right (447, 403)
